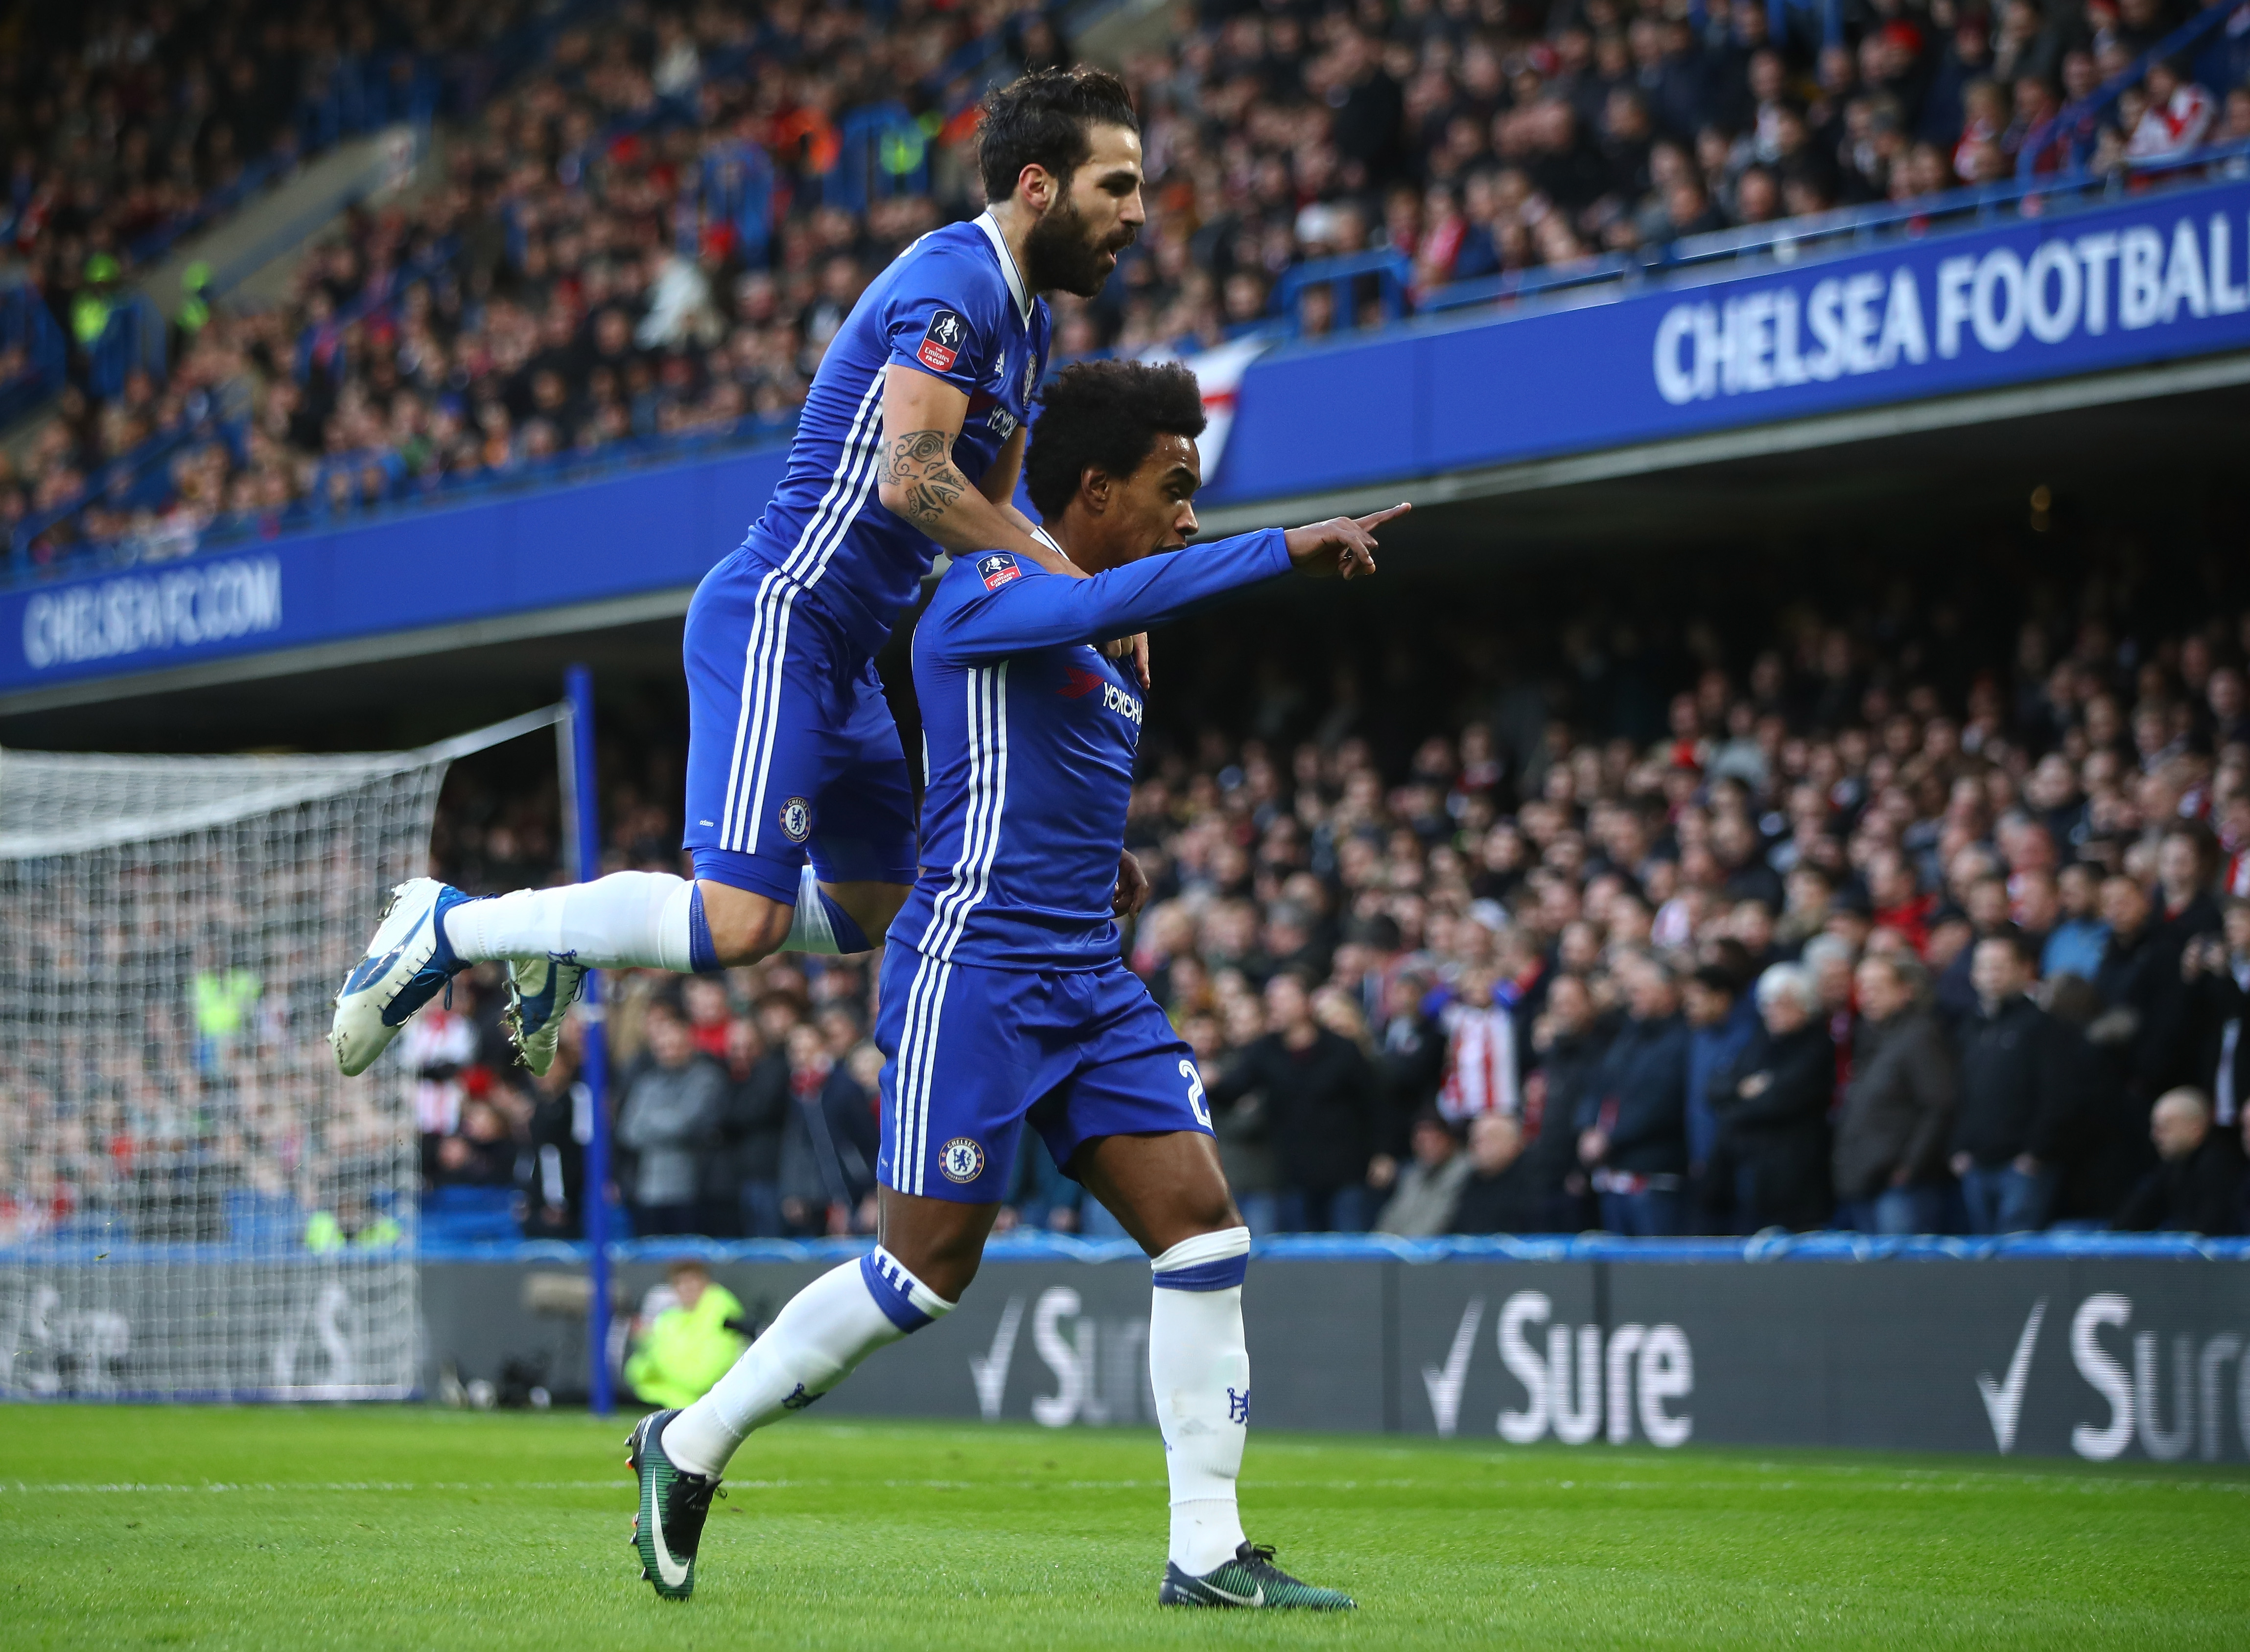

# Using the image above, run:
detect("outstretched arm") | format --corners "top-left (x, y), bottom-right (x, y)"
top-left (926, 505), bottom-right (1406, 663)
top-left (877, 366), bottom-right (1081, 579)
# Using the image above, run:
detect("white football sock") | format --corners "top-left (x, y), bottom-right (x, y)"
top-left (661, 1249), bottom-right (954, 1479)
top-left (1148, 1226), bottom-right (1253, 1576)
top-left (443, 871), bottom-right (698, 971)
top-left (784, 861), bottom-right (840, 954)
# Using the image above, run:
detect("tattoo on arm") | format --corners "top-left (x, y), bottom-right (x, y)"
top-left (880, 428), bottom-right (971, 530)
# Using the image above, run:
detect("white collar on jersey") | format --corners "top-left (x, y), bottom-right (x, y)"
top-left (974, 209), bottom-right (1034, 326)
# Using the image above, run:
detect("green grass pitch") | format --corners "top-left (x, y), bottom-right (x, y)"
top-left (6, 1406), bottom-right (2247, 1649)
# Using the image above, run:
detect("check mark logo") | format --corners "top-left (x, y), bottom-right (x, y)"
top-left (1200, 1580), bottom-right (1265, 1607)
top-left (650, 1480), bottom-right (692, 1589)
top-left (1976, 1297), bottom-right (2046, 1455)
top-left (342, 946), bottom-right (403, 997)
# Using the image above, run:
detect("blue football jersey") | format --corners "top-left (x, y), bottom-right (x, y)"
top-left (895, 527), bottom-right (1291, 970)
top-left (737, 211), bottom-right (1052, 655)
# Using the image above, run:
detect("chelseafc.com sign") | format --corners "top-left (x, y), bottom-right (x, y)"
top-left (19, 556), bottom-right (284, 673)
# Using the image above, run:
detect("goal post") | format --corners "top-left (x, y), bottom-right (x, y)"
top-left (0, 704), bottom-right (564, 1401)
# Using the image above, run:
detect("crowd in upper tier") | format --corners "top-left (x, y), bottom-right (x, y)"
top-left (387, 523), bottom-right (2250, 1245)
top-left (13, 0), bottom-right (2250, 563)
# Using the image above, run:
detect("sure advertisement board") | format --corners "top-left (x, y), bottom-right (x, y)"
top-left (420, 1254), bottom-right (2250, 1462)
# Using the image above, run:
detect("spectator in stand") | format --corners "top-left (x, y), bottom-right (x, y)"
top-left (1374, 1109), bottom-right (1474, 1237)
top-left (2114, 1089), bottom-right (2243, 1234)
top-left (2182, 901), bottom-right (2250, 1129)
top-left (434, 1089), bottom-right (517, 1188)
top-left (2127, 58), bottom-right (2218, 162)
top-left (1436, 967), bottom-right (1520, 1124)
top-left (2044, 861), bottom-right (2111, 982)
top-left (1682, 957), bottom-right (1758, 1233)
top-left (517, 1029), bottom-right (587, 1240)
top-left (1209, 972), bottom-right (1381, 1233)
top-left (616, 994), bottom-right (726, 1237)
top-left (1524, 970), bottom-right (1606, 1233)
top-left (683, 977), bottom-right (734, 1063)
top-left (2092, 873), bottom-right (2188, 1120)
top-left (712, 1013), bottom-right (789, 1238)
top-left (1374, 970), bottom-right (1448, 1144)
top-left (1951, 929), bottom-right (2078, 1233)
top-left (776, 1023), bottom-right (879, 1238)
top-left (1576, 952), bottom-right (1690, 1235)
top-left (1711, 963), bottom-right (1837, 1232)
top-left (1450, 1112), bottom-right (1554, 1234)
top-left (1832, 953), bottom-right (1956, 1234)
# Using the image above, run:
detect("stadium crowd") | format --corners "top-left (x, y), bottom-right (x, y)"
top-left (17, 0), bottom-right (2250, 561)
top-left (389, 528), bottom-right (2250, 1245)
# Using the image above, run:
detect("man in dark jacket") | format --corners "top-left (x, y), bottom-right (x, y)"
top-left (713, 1015), bottom-right (790, 1238)
top-left (776, 1024), bottom-right (880, 1237)
top-left (1527, 971), bottom-right (1609, 1232)
top-left (1208, 972), bottom-right (1380, 1232)
top-left (2115, 1094), bottom-right (2241, 1233)
top-left (1374, 970), bottom-right (1447, 1166)
top-left (1575, 953), bottom-right (1689, 1235)
top-left (1450, 1113), bottom-right (1554, 1234)
top-left (2092, 876), bottom-right (2188, 1110)
top-left (1833, 952), bottom-right (1955, 1234)
top-left (1950, 928), bottom-right (2079, 1233)
top-left (1711, 962), bottom-right (1836, 1232)
top-left (2180, 900), bottom-right (2250, 1128)
top-left (1682, 959), bottom-right (1758, 1234)
top-left (2115, 1088), bottom-right (2243, 1235)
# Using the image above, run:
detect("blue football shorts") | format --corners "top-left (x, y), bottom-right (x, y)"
top-left (873, 948), bottom-right (1215, 1202)
top-left (681, 549), bottom-right (918, 904)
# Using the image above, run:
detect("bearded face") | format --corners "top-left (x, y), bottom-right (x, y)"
top-left (1024, 187), bottom-right (1137, 298)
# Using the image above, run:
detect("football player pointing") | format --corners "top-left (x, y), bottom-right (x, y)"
top-left (628, 359), bottom-right (1405, 1607)
top-left (331, 69), bottom-right (1151, 1079)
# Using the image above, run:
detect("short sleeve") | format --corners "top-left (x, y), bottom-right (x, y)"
top-left (882, 246), bottom-right (1005, 397)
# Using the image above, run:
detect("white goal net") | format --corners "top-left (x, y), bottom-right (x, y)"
top-left (0, 709), bottom-right (557, 1400)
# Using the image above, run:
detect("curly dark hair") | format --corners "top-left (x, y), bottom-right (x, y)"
top-left (1023, 359), bottom-right (1208, 520)
top-left (977, 67), bottom-right (1139, 202)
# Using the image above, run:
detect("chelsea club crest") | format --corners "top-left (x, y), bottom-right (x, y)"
top-left (778, 796), bottom-right (812, 842)
top-left (939, 1137), bottom-right (985, 1183)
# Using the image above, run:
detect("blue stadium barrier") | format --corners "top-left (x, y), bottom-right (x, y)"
top-left (421, 1187), bottom-right (523, 1247)
top-left (416, 1232), bottom-right (2250, 1265)
top-left (1211, 170), bottom-right (2250, 504)
top-left (11, 171), bottom-right (2250, 699)
top-left (13, 1231), bottom-right (2242, 1268)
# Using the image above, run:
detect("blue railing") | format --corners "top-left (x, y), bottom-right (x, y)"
top-left (7, 407), bottom-right (800, 583)
top-left (1274, 248), bottom-right (1416, 337)
top-left (2018, 1), bottom-right (2246, 180)
top-left (1281, 134), bottom-right (2250, 339)
top-left (22, 1229), bottom-right (2248, 1266)
top-left (0, 276), bottom-right (68, 426)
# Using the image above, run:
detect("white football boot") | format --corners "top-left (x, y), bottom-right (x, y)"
top-left (329, 878), bottom-right (475, 1076)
